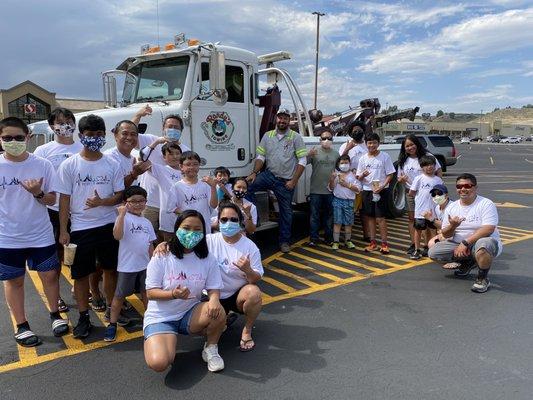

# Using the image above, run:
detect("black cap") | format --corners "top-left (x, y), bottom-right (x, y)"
top-left (430, 184), bottom-right (448, 194)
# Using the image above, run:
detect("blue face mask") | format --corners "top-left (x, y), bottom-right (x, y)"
top-left (166, 128), bottom-right (182, 141)
top-left (219, 221), bottom-right (242, 237)
top-left (80, 135), bottom-right (106, 152)
top-left (176, 228), bottom-right (204, 249)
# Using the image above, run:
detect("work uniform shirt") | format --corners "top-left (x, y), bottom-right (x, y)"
top-left (256, 130), bottom-right (307, 180)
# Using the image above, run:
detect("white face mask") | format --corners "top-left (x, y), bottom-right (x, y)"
top-left (432, 194), bottom-right (447, 205)
top-left (339, 164), bottom-right (350, 172)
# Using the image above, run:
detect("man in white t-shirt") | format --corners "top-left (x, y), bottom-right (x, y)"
top-left (428, 173), bottom-right (502, 293)
top-left (57, 114), bottom-right (125, 338)
top-left (0, 117), bottom-right (69, 347)
top-left (34, 107), bottom-right (83, 312)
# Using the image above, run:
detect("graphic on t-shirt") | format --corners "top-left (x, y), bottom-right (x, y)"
top-left (75, 173), bottom-right (111, 185)
top-left (0, 177), bottom-right (21, 190)
top-left (183, 192), bottom-right (208, 206)
top-left (129, 222), bottom-right (150, 234)
top-left (170, 173), bottom-right (181, 181)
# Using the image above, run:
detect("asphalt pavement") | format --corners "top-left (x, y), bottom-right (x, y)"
top-left (1, 142), bottom-right (533, 400)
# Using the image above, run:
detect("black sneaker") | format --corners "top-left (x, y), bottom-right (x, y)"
top-left (454, 261), bottom-right (477, 277)
top-left (471, 278), bottom-right (490, 293)
top-left (421, 246), bottom-right (429, 257)
top-left (406, 244), bottom-right (416, 255)
top-left (410, 250), bottom-right (422, 260)
top-left (73, 316), bottom-right (92, 339)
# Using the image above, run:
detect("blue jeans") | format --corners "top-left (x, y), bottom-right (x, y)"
top-left (309, 193), bottom-right (333, 242)
top-left (246, 170), bottom-right (294, 245)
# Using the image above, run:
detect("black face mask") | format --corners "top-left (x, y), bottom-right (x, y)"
top-left (233, 189), bottom-right (246, 199)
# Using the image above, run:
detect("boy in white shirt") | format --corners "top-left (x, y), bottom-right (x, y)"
top-left (168, 151), bottom-right (218, 234)
top-left (408, 155), bottom-right (444, 260)
top-left (0, 117), bottom-right (69, 347)
top-left (57, 114), bottom-right (125, 339)
top-left (34, 107), bottom-right (83, 312)
top-left (356, 133), bottom-right (396, 254)
top-left (104, 186), bottom-right (156, 342)
top-left (213, 166), bottom-right (233, 202)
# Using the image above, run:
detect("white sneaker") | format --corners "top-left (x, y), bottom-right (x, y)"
top-left (202, 343), bottom-right (225, 372)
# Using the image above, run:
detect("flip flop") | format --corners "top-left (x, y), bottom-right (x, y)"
top-left (239, 338), bottom-right (255, 352)
top-left (442, 262), bottom-right (461, 270)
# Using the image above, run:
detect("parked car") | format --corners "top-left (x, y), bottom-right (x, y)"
top-left (394, 134), bottom-right (457, 172)
top-left (526, 136), bottom-right (532, 142)
top-left (470, 137), bottom-right (483, 142)
top-left (460, 137), bottom-right (471, 144)
top-left (500, 137), bottom-right (520, 144)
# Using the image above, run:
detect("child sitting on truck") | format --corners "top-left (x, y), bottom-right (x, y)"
top-left (213, 166), bottom-right (233, 203)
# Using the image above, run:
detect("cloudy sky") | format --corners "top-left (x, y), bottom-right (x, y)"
top-left (1, 0), bottom-right (532, 114)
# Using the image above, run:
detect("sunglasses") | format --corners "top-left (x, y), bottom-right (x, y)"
top-left (1, 135), bottom-right (26, 142)
top-left (431, 191), bottom-right (444, 197)
top-left (456, 184), bottom-right (475, 190)
top-left (320, 137), bottom-right (332, 141)
top-left (220, 217), bottom-right (239, 223)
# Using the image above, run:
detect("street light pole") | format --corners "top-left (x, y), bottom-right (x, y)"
top-left (312, 11), bottom-right (325, 110)
top-left (480, 109), bottom-right (483, 139)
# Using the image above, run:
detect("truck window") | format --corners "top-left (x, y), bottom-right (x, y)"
top-left (200, 63), bottom-right (245, 103)
top-left (428, 136), bottom-right (454, 147)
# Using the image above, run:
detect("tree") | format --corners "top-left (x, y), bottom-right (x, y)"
top-left (436, 110), bottom-right (444, 117)
top-left (449, 112), bottom-right (455, 119)
top-left (493, 107), bottom-right (500, 112)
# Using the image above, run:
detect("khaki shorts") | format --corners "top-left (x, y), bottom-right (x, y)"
top-left (143, 206), bottom-right (160, 233)
top-left (354, 192), bottom-right (363, 211)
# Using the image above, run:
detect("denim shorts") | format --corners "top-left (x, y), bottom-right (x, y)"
top-left (143, 303), bottom-right (198, 340)
top-left (333, 197), bottom-right (354, 225)
top-left (0, 244), bottom-right (59, 281)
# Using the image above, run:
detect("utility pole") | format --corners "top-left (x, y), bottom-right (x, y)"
top-left (480, 109), bottom-right (483, 139)
top-left (312, 11), bottom-right (325, 110)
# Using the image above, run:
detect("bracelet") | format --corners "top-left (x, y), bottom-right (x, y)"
top-left (33, 191), bottom-right (45, 199)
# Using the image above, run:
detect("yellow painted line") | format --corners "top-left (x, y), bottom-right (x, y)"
top-left (316, 244), bottom-right (406, 268)
top-left (499, 226), bottom-right (533, 234)
top-left (8, 306), bottom-right (38, 363)
top-left (490, 157), bottom-right (494, 165)
top-left (288, 251), bottom-right (364, 276)
top-left (501, 234), bottom-right (533, 245)
top-left (301, 246), bottom-right (383, 273)
top-left (319, 240), bottom-right (410, 262)
top-left (349, 236), bottom-right (411, 256)
top-left (261, 237), bottom-right (308, 265)
top-left (494, 202), bottom-right (530, 209)
top-left (495, 189), bottom-right (533, 194)
top-left (265, 264), bottom-right (322, 288)
top-left (277, 257), bottom-right (342, 282)
top-left (261, 276), bottom-right (296, 293)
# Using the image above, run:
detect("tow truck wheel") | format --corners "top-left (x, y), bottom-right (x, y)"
top-left (386, 171), bottom-right (405, 218)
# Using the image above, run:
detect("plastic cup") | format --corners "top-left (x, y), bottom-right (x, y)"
top-left (63, 243), bottom-right (77, 266)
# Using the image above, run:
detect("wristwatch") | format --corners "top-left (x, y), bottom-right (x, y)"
top-left (461, 240), bottom-right (470, 248)
top-left (34, 191), bottom-right (45, 199)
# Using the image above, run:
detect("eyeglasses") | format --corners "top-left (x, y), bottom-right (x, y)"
top-left (1, 135), bottom-right (26, 142)
top-left (220, 217), bottom-right (239, 223)
top-left (430, 191), bottom-right (444, 197)
top-left (456, 184), bottom-right (475, 190)
top-left (127, 199), bottom-right (147, 205)
top-left (320, 137), bottom-right (332, 141)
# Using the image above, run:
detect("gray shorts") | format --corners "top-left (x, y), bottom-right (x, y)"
top-left (428, 237), bottom-right (499, 263)
top-left (406, 193), bottom-right (416, 212)
top-left (115, 270), bottom-right (146, 298)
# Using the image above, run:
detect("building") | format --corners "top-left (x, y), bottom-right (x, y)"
top-left (381, 119), bottom-right (491, 139)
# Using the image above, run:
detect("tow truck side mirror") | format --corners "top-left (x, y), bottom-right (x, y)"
top-left (209, 50), bottom-right (227, 106)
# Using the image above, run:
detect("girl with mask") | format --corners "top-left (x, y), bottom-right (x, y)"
top-left (143, 210), bottom-right (226, 373)
top-left (328, 155), bottom-right (362, 250)
top-left (206, 201), bottom-right (263, 352)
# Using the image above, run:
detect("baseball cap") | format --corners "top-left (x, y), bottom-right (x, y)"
top-left (430, 184), bottom-right (448, 195)
top-left (276, 108), bottom-right (291, 117)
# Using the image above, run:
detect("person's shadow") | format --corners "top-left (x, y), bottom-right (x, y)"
top-left (164, 318), bottom-right (346, 389)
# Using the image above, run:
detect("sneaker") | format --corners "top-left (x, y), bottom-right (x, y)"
top-left (406, 244), bottom-right (415, 255)
top-left (73, 316), bottom-right (92, 339)
top-left (202, 343), bottom-right (225, 372)
top-left (91, 297), bottom-right (106, 312)
top-left (380, 244), bottom-right (390, 254)
top-left (331, 242), bottom-right (339, 250)
top-left (454, 261), bottom-right (477, 277)
top-left (104, 325), bottom-right (117, 342)
top-left (345, 241), bottom-right (355, 249)
top-left (57, 298), bottom-right (69, 313)
top-left (421, 246), bottom-right (429, 257)
top-left (105, 308), bottom-right (130, 327)
top-left (410, 249), bottom-right (422, 260)
top-left (471, 278), bottom-right (490, 293)
top-left (364, 242), bottom-right (378, 252)
top-left (280, 243), bottom-right (290, 253)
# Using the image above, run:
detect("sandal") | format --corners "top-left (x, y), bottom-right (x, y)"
top-left (442, 262), bottom-right (461, 270)
top-left (52, 318), bottom-right (69, 337)
top-left (58, 297), bottom-right (69, 313)
top-left (14, 329), bottom-right (41, 347)
top-left (91, 297), bottom-right (106, 312)
top-left (239, 338), bottom-right (255, 352)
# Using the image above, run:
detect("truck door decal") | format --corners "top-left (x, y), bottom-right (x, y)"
top-left (201, 111), bottom-right (235, 151)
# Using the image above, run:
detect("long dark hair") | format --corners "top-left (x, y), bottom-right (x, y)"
top-left (168, 210), bottom-right (209, 259)
top-left (398, 134), bottom-right (428, 168)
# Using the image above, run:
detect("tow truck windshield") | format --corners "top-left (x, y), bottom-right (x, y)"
top-left (123, 56), bottom-right (189, 104)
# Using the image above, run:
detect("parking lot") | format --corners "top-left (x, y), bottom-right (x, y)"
top-left (1, 142), bottom-right (533, 400)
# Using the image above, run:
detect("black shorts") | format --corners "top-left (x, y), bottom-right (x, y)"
top-left (361, 189), bottom-right (389, 218)
top-left (414, 218), bottom-right (437, 231)
top-left (219, 287), bottom-right (245, 314)
top-left (69, 223), bottom-right (119, 280)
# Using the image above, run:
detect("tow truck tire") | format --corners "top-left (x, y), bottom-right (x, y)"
top-left (386, 168), bottom-right (405, 219)
top-left (436, 155), bottom-right (447, 172)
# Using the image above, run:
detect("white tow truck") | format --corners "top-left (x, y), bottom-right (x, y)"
top-left (29, 36), bottom-right (408, 220)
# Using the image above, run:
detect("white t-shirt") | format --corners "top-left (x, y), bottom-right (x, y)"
top-left (356, 151), bottom-right (396, 191)
top-left (434, 199), bottom-right (450, 221)
top-left (117, 212), bottom-right (156, 273)
top-left (168, 180), bottom-right (214, 234)
top-left (0, 153), bottom-right (58, 248)
top-left (34, 140), bottom-right (83, 211)
top-left (397, 154), bottom-right (442, 189)
top-left (442, 196), bottom-right (502, 256)
top-left (148, 163), bottom-right (183, 232)
top-left (206, 232), bottom-right (264, 299)
top-left (210, 199), bottom-right (258, 227)
top-left (57, 153), bottom-right (125, 232)
top-left (410, 174), bottom-right (444, 219)
top-left (332, 171), bottom-right (361, 200)
top-left (137, 134), bottom-right (190, 208)
top-left (104, 147), bottom-right (134, 180)
top-left (143, 252), bottom-right (223, 329)
top-left (339, 141), bottom-right (367, 171)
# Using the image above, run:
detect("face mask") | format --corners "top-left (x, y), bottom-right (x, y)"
top-left (321, 139), bottom-right (332, 149)
top-left (80, 135), bottom-right (106, 152)
top-left (54, 123), bottom-right (75, 137)
top-left (233, 189), bottom-right (246, 199)
top-left (339, 164), bottom-right (350, 172)
top-left (219, 221), bottom-right (242, 237)
top-left (166, 128), bottom-right (182, 141)
top-left (1, 140), bottom-right (27, 156)
top-left (432, 195), bottom-right (447, 205)
top-left (176, 228), bottom-right (204, 249)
